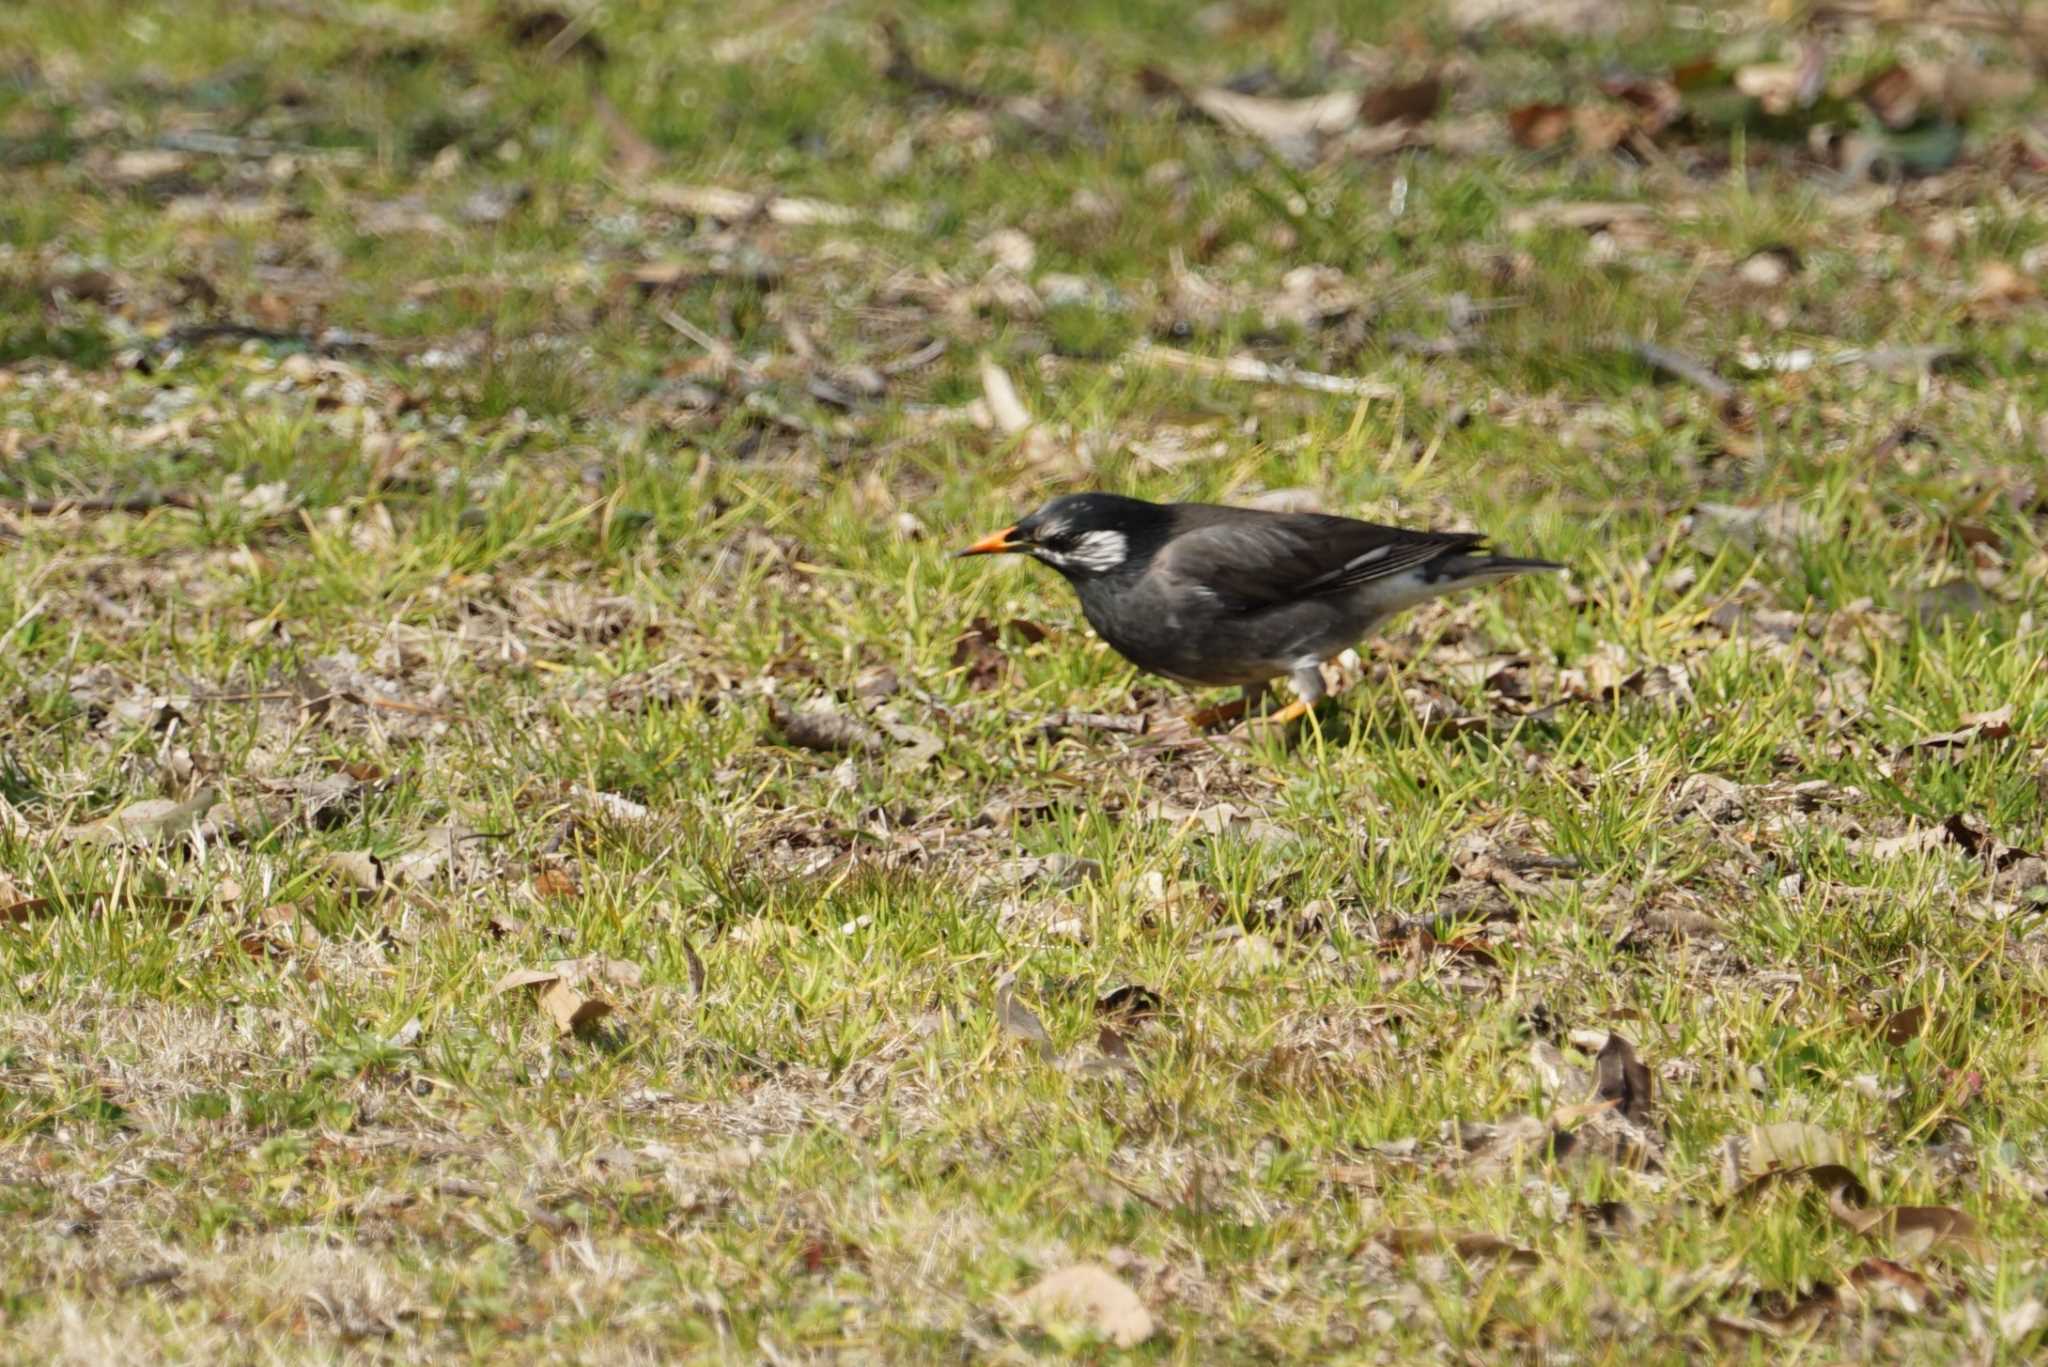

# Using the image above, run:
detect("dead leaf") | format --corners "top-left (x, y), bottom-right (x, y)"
top-left (538, 979), bottom-right (611, 1035)
top-left (1359, 76), bottom-right (1441, 126)
top-left (977, 355), bottom-right (1032, 436)
top-left (1371, 1228), bottom-right (1540, 1268)
top-left (61, 788), bottom-right (218, 846)
top-left (1902, 705), bottom-right (2014, 754)
top-left (1593, 1033), bottom-right (1653, 1128)
top-left (1174, 81), bottom-right (1362, 157)
top-left (1859, 63), bottom-right (1925, 131)
top-left (491, 960), bottom-right (626, 1037)
top-left (1970, 261), bottom-right (2039, 316)
top-left (1726, 1123), bottom-right (1851, 1191)
top-left (1015, 1263), bottom-right (1154, 1348)
top-left (322, 850), bottom-right (385, 894)
top-left (1097, 984), bottom-right (1163, 1021)
top-left (1880, 1004), bottom-right (1928, 1047)
top-left (2, 893), bottom-right (198, 928)
top-left (381, 822), bottom-right (486, 887)
top-left (553, 955), bottom-right (645, 990)
top-left (767, 697), bottom-right (885, 754)
top-left (1845, 1258), bottom-right (1932, 1315)
top-left (952, 617), bottom-right (1011, 690)
top-left (681, 934), bottom-right (707, 999)
top-left (1507, 103), bottom-right (1573, 151)
top-left (532, 866), bottom-right (578, 899)
top-left (996, 973), bottom-right (1054, 1059)
top-left (2001, 1299), bottom-right (2046, 1345)
top-left (1826, 1181), bottom-right (1984, 1259)
top-left (237, 902), bottom-right (323, 961)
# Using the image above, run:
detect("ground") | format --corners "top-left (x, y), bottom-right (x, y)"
top-left (3, 0), bottom-right (2048, 1360)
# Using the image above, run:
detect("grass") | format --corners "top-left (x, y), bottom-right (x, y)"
top-left (2, 0), bottom-right (2047, 1359)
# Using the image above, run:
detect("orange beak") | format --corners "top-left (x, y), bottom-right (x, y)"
top-left (955, 525), bottom-right (1024, 557)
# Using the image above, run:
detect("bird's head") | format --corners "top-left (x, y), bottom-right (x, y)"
top-left (955, 493), bottom-right (1167, 581)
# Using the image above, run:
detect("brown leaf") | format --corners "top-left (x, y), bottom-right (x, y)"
top-left (1728, 1162), bottom-right (1870, 1210)
top-left (1859, 63), bottom-right (1924, 131)
top-left (1, 893), bottom-right (197, 929)
top-left (532, 866), bottom-right (579, 899)
top-left (1372, 1228), bottom-right (1540, 1268)
top-left (1901, 705), bottom-right (2014, 754)
top-left (1827, 1181), bottom-right (1984, 1259)
top-left (952, 617), bottom-right (1010, 691)
top-left (591, 92), bottom-right (660, 178)
top-left (237, 903), bottom-right (323, 961)
top-left (995, 973), bottom-right (1054, 1059)
top-left (1507, 102), bottom-right (1573, 150)
top-left (1096, 984), bottom-right (1163, 1021)
top-left (767, 697), bottom-right (885, 754)
top-left (491, 967), bottom-right (562, 995)
top-left (1593, 1033), bottom-right (1654, 1127)
top-left (1846, 1258), bottom-right (1932, 1314)
top-left (555, 955), bottom-right (645, 990)
top-left (61, 788), bottom-right (218, 846)
top-left (538, 979), bottom-right (612, 1036)
top-left (1598, 72), bottom-right (1684, 134)
top-left (1359, 76), bottom-right (1441, 126)
top-left (1015, 1263), bottom-right (1154, 1348)
top-left (322, 850), bottom-right (385, 894)
top-left (1880, 1004), bottom-right (1928, 1047)
top-left (492, 961), bottom-right (624, 1036)
top-left (681, 934), bottom-right (706, 1000)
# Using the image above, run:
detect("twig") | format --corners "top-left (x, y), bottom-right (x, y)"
top-left (0, 595), bottom-right (48, 654)
top-left (879, 17), bottom-right (998, 108)
top-left (1623, 340), bottom-right (1734, 402)
top-left (880, 337), bottom-right (947, 375)
top-left (1037, 710), bottom-right (1149, 737)
top-left (1126, 341), bottom-right (1398, 399)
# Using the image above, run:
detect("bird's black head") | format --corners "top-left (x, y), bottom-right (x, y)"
top-left (957, 493), bottom-right (1170, 581)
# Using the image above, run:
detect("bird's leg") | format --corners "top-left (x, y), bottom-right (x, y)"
top-left (1241, 665), bottom-right (1327, 731)
top-left (1182, 681), bottom-right (1268, 731)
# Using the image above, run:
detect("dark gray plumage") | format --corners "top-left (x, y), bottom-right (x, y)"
top-left (957, 492), bottom-right (1562, 722)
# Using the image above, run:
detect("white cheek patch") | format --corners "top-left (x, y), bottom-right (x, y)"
top-left (1065, 529), bottom-right (1128, 572)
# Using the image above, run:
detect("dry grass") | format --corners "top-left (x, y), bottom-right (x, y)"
top-left (3, 0), bottom-right (2048, 1359)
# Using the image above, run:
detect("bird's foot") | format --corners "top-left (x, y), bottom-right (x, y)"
top-left (1230, 697), bottom-right (1315, 737)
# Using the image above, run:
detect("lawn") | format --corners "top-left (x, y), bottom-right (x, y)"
top-left (3, 0), bottom-right (2048, 1359)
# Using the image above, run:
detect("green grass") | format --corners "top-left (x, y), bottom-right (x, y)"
top-left (2, 0), bottom-right (2047, 1359)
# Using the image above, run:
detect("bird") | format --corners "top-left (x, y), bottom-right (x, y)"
top-left (956, 492), bottom-right (1563, 729)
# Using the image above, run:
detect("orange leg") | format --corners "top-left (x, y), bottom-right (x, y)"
top-left (1233, 696), bottom-right (1316, 736)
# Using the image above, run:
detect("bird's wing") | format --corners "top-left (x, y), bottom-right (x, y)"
top-left (1154, 512), bottom-right (1483, 610)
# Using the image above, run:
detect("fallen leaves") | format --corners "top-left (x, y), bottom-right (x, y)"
top-left (1900, 706), bottom-right (2014, 755)
top-left (491, 956), bottom-right (642, 1037)
top-left (1370, 1227), bottom-right (1540, 1269)
top-left (1139, 67), bottom-right (1440, 163)
top-left (767, 696), bottom-right (886, 755)
top-left (61, 789), bottom-right (218, 846)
